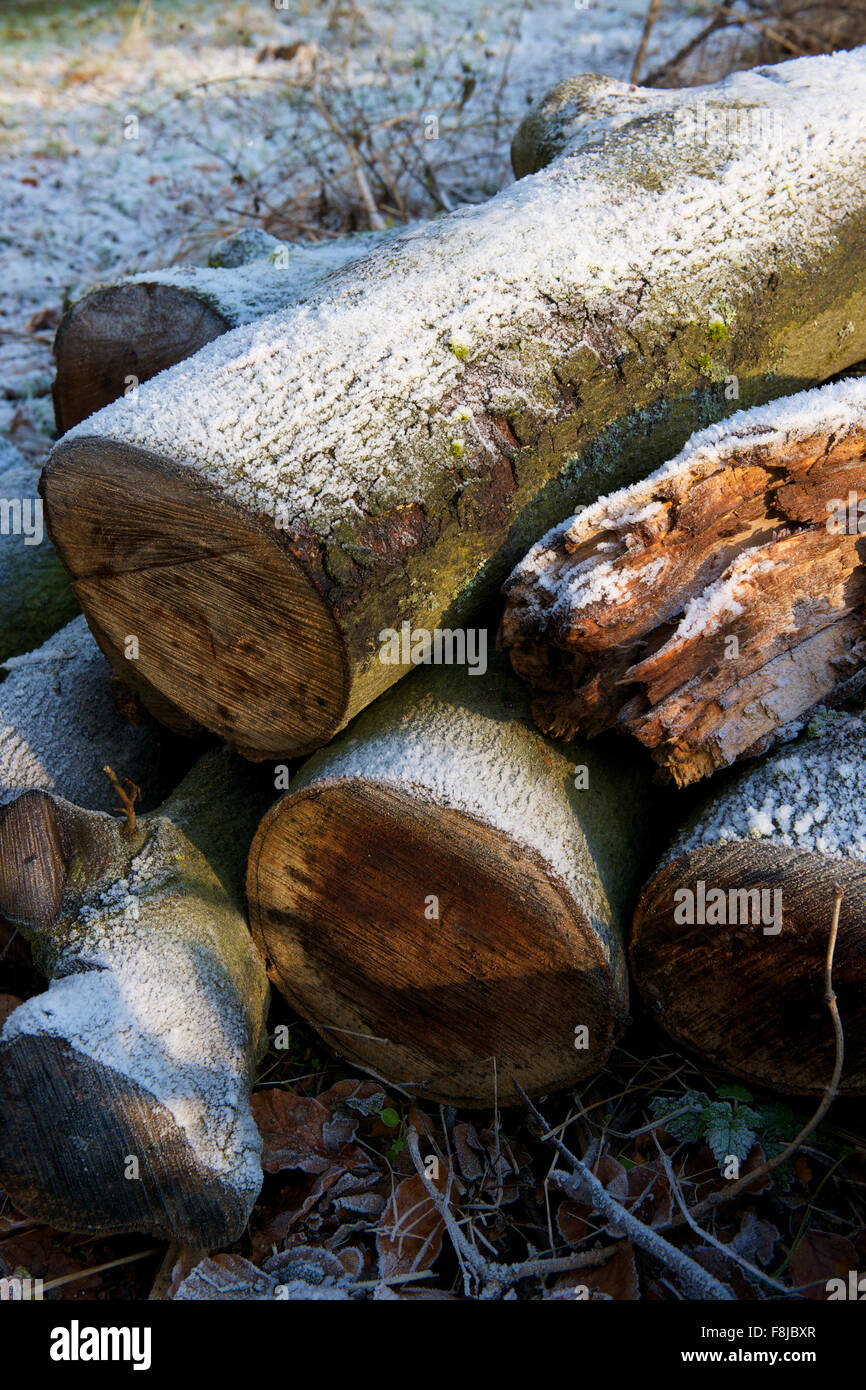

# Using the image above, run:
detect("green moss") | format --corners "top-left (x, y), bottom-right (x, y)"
top-left (450, 439), bottom-right (465, 459)
top-left (707, 320), bottom-right (729, 342)
top-left (450, 341), bottom-right (469, 361)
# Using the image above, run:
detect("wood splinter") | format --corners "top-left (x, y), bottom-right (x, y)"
top-left (501, 379), bottom-right (866, 786)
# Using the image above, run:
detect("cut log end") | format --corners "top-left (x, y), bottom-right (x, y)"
top-left (0, 791), bottom-right (70, 930)
top-left (52, 282), bottom-right (229, 433)
top-left (248, 779), bottom-right (626, 1107)
top-left (41, 437), bottom-right (350, 759)
top-left (632, 841), bottom-right (866, 1095)
top-left (502, 413), bottom-right (866, 786)
top-left (0, 1034), bottom-right (250, 1244)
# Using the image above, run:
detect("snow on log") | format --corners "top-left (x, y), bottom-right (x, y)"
top-left (0, 615), bottom-right (185, 813)
top-left (632, 709), bottom-right (866, 1095)
top-left (501, 378), bottom-right (866, 786)
top-left (0, 748), bottom-right (271, 1243)
top-left (246, 653), bottom-right (658, 1106)
top-left (52, 226), bottom-right (404, 431)
top-left (0, 437), bottom-right (78, 661)
top-left (42, 50), bottom-right (866, 760)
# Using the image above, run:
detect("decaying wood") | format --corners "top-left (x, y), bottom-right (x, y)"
top-left (247, 654), bottom-right (659, 1106)
top-left (631, 710), bottom-right (866, 1094)
top-left (501, 378), bottom-right (866, 786)
top-left (52, 226), bottom-right (403, 431)
top-left (0, 437), bottom-right (78, 662)
top-left (0, 615), bottom-right (187, 813)
top-left (41, 50), bottom-right (866, 760)
top-left (0, 748), bottom-right (272, 1243)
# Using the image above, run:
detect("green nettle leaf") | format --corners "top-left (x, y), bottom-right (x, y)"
top-left (703, 1102), bottom-right (758, 1167)
top-left (380, 1107), bottom-right (401, 1128)
top-left (651, 1091), bottom-right (710, 1144)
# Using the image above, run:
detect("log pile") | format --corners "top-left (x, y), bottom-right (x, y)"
top-left (41, 52), bottom-right (866, 760)
top-left (500, 378), bottom-right (866, 786)
top-left (1, 45), bottom-right (865, 1247)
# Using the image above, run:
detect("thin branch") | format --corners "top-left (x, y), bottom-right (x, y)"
top-left (103, 765), bottom-right (140, 837)
top-left (653, 1135), bottom-right (791, 1296)
top-left (516, 1088), bottom-right (735, 1300)
top-left (631, 0), bottom-right (666, 85)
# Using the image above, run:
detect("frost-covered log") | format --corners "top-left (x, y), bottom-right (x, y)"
top-left (501, 378), bottom-right (866, 786)
top-left (0, 437), bottom-right (78, 661)
top-left (0, 748), bottom-right (271, 1243)
top-left (52, 226), bottom-right (403, 431)
top-left (632, 710), bottom-right (866, 1094)
top-left (246, 654), bottom-right (656, 1106)
top-left (42, 50), bottom-right (866, 760)
top-left (0, 615), bottom-right (184, 813)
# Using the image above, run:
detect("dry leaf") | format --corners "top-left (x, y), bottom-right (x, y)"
top-left (790, 1230), bottom-right (858, 1300)
top-left (377, 1167), bottom-right (449, 1281)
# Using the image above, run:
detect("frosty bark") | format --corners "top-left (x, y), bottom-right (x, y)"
top-left (43, 51), bottom-right (866, 760)
top-left (0, 615), bottom-right (186, 814)
top-left (0, 748), bottom-right (272, 1243)
top-left (632, 710), bottom-right (866, 1095)
top-left (501, 378), bottom-right (866, 786)
top-left (246, 654), bottom-right (657, 1106)
top-left (0, 438), bottom-right (78, 662)
top-left (52, 226), bottom-right (404, 431)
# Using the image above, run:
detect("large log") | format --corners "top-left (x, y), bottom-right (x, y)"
top-left (0, 748), bottom-right (271, 1243)
top-left (0, 614), bottom-right (186, 813)
top-left (42, 50), bottom-right (866, 761)
top-left (0, 437), bottom-right (78, 662)
top-left (52, 227), bottom-right (404, 431)
top-left (246, 652), bottom-right (658, 1106)
top-left (632, 710), bottom-right (866, 1094)
top-left (500, 377), bottom-right (866, 786)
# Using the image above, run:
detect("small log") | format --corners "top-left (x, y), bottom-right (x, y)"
top-left (52, 227), bottom-right (403, 431)
top-left (247, 653), bottom-right (658, 1106)
top-left (42, 51), bottom-right (866, 759)
top-left (0, 748), bottom-right (271, 1243)
top-left (0, 438), bottom-right (78, 662)
top-left (632, 710), bottom-right (866, 1094)
top-left (0, 615), bottom-right (186, 813)
top-left (501, 378), bottom-right (866, 786)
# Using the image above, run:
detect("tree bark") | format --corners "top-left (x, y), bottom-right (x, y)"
top-left (0, 615), bottom-right (190, 814)
top-left (632, 710), bottom-right (866, 1094)
top-left (500, 377), bottom-right (866, 785)
top-left (0, 438), bottom-right (78, 662)
top-left (0, 748), bottom-right (272, 1243)
top-left (246, 652), bottom-right (660, 1106)
top-left (52, 227), bottom-right (404, 432)
top-left (42, 50), bottom-right (866, 761)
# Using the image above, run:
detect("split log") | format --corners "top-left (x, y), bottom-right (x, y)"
top-left (632, 709), bottom-right (866, 1094)
top-left (501, 378), bottom-right (866, 786)
top-left (0, 615), bottom-right (187, 813)
top-left (0, 748), bottom-right (271, 1243)
top-left (41, 50), bottom-right (866, 760)
top-left (0, 437), bottom-right (78, 661)
top-left (52, 226), bottom-right (404, 432)
top-left (246, 653), bottom-right (659, 1106)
